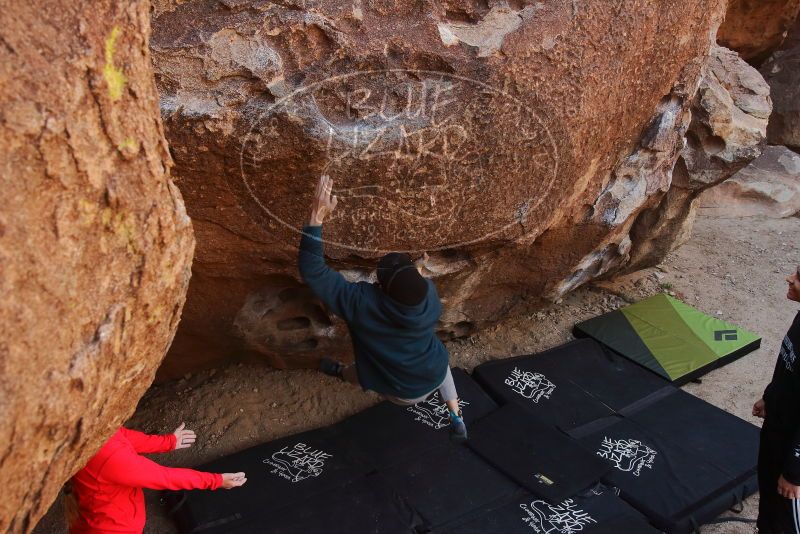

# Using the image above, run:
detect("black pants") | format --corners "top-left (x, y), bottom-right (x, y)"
top-left (759, 427), bottom-right (800, 533)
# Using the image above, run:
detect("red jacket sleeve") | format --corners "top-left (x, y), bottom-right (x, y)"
top-left (119, 428), bottom-right (177, 454)
top-left (99, 448), bottom-right (223, 491)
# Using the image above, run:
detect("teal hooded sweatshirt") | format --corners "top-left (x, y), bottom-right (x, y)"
top-left (298, 225), bottom-right (449, 398)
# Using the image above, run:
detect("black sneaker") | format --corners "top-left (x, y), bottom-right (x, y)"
top-left (319, 357), bottom-right (344, 378)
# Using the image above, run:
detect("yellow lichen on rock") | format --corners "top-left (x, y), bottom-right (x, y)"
top-left (118, 137), bottom-right (140, 153)
top-left (103, 26), bottom-right (127, 101)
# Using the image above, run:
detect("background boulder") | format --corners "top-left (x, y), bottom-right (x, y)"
top-left (717, 0), bottom-right (800, 63)
top-left (761, 19), bottom-right (800, 149)
top-left (0, 1), bottom-right (194, 530)
top-left (699, 145), bottom-right (800, 218)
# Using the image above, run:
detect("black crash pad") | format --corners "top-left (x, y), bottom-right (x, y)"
top-left (439, 484), bottom-right (660, 534)
top-left (339, 367), bottom-right (497, 469)
top-left (570, 413), bottom-right (756, 533)
top-left (624, 387), bottom-right (759, 485)
top-left (380, 444), bottom-right (520, 530)
top-left (167, 368), bottom-right (498, 534)
top-left (472, 339), bottom-right (668, 430)
top-left (468, 403), bottom-right (611, 503)
top-left (473, 339), bottom-right (759, 532)
top-left (207, 474), bottom-right (424, 534)
top-left (167, 424), bottom-right (372, 533)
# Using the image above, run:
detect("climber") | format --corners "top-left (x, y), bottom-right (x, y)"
top-left (752, 264), bottom-right (800, 533)
top-left (298, 175), bottom-right (468, 441)
top-left (66, 423), bottom-right (246, 533)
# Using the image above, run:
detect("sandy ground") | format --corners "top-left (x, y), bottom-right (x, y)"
top-left (35, 215), bottom-right (800, 534)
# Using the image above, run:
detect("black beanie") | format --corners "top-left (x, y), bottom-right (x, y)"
top-left (377, 253), bottom-right (428, 306)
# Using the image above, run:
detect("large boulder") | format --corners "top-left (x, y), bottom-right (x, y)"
top-left (0, 1), bottom-right (194, 530)
top-left (761, 19), bottom-right (800, 149)
top-left (717, 0), bottom-right (800, 63)
top-left (698, 145), bottom-right (800, 218)
top-left (151, 0), bottom-right (727, 378)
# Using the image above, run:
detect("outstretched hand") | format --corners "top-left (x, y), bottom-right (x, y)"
top-left (172, 423), bottom-right (196, 450)
top-left (221, 472), bottom-right (247, 489)
top-left (309, 175), bottom-right (337, 226)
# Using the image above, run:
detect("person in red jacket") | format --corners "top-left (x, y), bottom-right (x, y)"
top-left (68, 423), bottom-right (246, 533)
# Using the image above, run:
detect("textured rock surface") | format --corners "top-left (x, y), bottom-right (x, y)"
top-left (621, 45), bottom-right (770, 272)
top-left (151, 0), bottom-right (728, 379)
top-left (680, 46), bottom-right (772, 187)
top-left (761, 20), bottom-right (800, 149)
top-left (699, 145), bottom-right (800, 218)
top-left (0, 1), bottom-right (194, 530)
top-left (717, 0), bottom-right (800, 63)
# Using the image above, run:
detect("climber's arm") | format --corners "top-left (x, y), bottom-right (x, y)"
top-left (298, 176), bottom-right (363, 322)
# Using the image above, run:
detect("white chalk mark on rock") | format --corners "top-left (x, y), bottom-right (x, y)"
top-left (437, 7), bottom-right (524, 57)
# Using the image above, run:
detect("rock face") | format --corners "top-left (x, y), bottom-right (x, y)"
top-left (699, 145), bottom-right (800, 218)
top-left (621, 45), bottom-right (771, 271)
top-left (717, 0), bottom-right (800, 63)
top-left (0, 1), bottom-right (194, 530)
top-left (681, 46), bottom-right (772, 187)
top-left (151, 0), bottom-right (728, 379)
top-left (761, 20), bottom-right (800, 149)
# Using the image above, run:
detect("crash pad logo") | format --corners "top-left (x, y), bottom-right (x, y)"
top-left (263, 442), bottom-right (332, 483)
top-left (713, 329), bottom-right (738, 341)
top-left (505, 367), bottom-right (556, 403)
top-left (597, 437), bottom-right (657, 477)
top-left (406, 392), bottom-right (469, 430)
top-left (519, 498), bottom-right (597, 533)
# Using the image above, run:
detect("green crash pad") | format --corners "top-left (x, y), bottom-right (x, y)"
top-left (574, 294), bottom-right (760, 384)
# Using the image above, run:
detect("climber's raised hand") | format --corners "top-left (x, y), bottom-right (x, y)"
top-left (309, 175), bottom-right (338, 226)
top-left (415, 252), bottom-right (429, 274)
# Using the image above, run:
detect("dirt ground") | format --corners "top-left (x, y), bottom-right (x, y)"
top-left (35, 215), bottom-right (800, 534)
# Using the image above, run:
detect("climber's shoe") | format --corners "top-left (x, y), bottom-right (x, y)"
top-left (319, 357), bottom-right (344, 379)
top-left (449, 409), bottom-right (468, 443)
